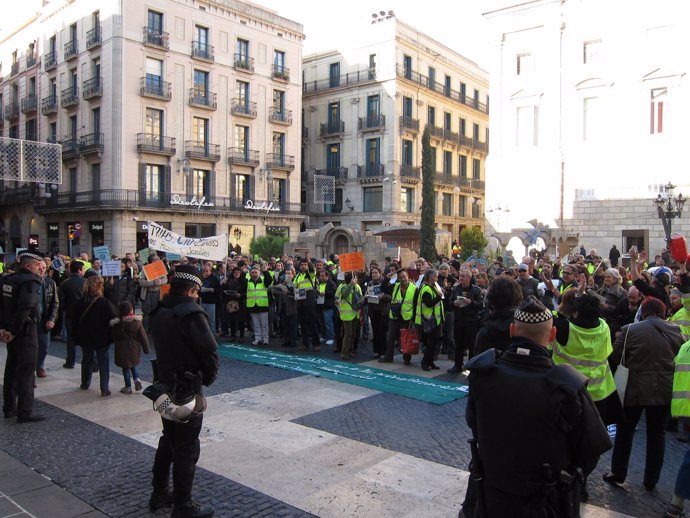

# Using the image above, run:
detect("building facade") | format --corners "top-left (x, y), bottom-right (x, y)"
top-left (483, 0), bottom-right (689, 255)
top-left (0, 0), bottom-right (304, 257)
top-left (301, 15), bottom-right (488, 252)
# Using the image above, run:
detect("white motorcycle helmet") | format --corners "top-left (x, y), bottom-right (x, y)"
top-left (153, 393), bottom-right (207, 423)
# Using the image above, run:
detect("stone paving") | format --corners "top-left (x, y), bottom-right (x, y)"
top-left (0, 337), bottom-right (684, 517)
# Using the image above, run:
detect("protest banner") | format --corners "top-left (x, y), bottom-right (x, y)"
top-left (143, 260), bottom-right (168, 281)
top-left (147, 221), bottom-right (228, 261)
top-left (339, 252), bottom-right (365, 272)
top-left (101, 260), bottom-right (121, 277)
top-left (93, 245), bottom-right (110, 262)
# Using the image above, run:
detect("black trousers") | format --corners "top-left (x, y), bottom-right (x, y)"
top-left (384, 318), bottom-right (412, 363)
top-left (3, 327), bottom-right (38, 418)
top-left (297, 300), bottom-right (320, 348)
top-left (152, 413), bottom-right (204, 505)
top-left (369, 310), bottom-right (388, 355)
top-left (453, 322), bottom-right (478, 369)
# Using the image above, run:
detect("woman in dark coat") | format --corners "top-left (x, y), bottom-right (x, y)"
top-left (474, 276), bottom-right (523, 355)
top-left (222, 267), bottom-right (246, 340)
top-left (71, 275), bottom-right (116, 396)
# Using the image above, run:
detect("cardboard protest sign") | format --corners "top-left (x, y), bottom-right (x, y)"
top-left (51, 258), bottom-right (65, 272)
top-left (138, 247), bottom-right (151, 264)
top-left (339, 252), bottom-right (365, 272)
top-left (165, 252), bottom-right (181, 261)
top-left (101, 260), bottom-right (121, 277)
top-left (93, 245), bottom-right (110, 262)
top-left (147, 221), bottom-right (228, 261)
top-left (143, 260), bottom-right (168, 281)
top-left (159, 283), bottom-right (171, 300)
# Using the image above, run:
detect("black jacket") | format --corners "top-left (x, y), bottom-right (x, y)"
top-left (39, 276), bottom-right (60, 327)
top-left (71, 296), bottom-right (116, 348)
top-left (474, 307), bottom-right (515, 355)
top-left (450, 283), bottom-right (483, 324)
top-left (0, 269), bottom-right (41, 337)
top-left (59, 274), bottom-right (86, 315)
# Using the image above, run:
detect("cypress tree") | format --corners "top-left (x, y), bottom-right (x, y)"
top-left (420, 126), bottom-right (437, 260)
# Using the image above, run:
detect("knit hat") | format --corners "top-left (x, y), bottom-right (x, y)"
top-left (172, 264), bottom-right (202, 287)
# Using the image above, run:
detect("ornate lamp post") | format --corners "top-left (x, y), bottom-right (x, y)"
top-left (654, 182), bottom-right (686, 244)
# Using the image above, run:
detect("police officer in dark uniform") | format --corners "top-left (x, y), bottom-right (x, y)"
top-left (148, 265), bottom-right (219, 518)
top-left (460, 297), bottom-right (611, 518)
top-left (0, 251), bottom-right (46, 423)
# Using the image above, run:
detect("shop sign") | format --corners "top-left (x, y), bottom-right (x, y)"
top-left (244, 199), bottom-right (281, 213)
top-left (48, 224), bottom-right (59, 233)
top-left (170, 194), bottom-right (214, 209)
top-left (89, 222), bottom-right (104, 232)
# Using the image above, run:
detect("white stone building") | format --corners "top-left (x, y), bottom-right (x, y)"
top-left (483, 0), bottom-right (690, 256)
top-left (301, 14), bottom-right (488, 253)
top-left (0, 0), bottom-right (304, 257)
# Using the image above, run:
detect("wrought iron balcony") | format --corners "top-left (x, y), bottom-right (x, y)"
top-left (20, 95), bottom-right (38, 114)
top-left (315, 167), bottom-right (348, 180)
top-left (400, 165), bottom-right (420, 179)
top-left (265, 153), bottom-right (295, 171)
top-left (444, 129), bottom-right (460, 143)
top-left (303, 67), bottom-right (376, 94)
top-left (26, 54), bottom-right (37, 69)
top-left (429, 125), bottom-right (445, 139)
top-left (269, 108), bottom-right (292, 125)
top-left (80, 132), bottom-right (104, 154)
top-left (11, 62), bottom-right (19, 76)
top-left (44, 51), bottom-right (57, 71)
top-left (4, 101), bottom-right (20, 120)
top-left (64, 40), bottom-right (78, 61)
top-left (188, 88), bottom-right (217, 110)
top-left (60, 136), bottom-right (80, 159)
top-left (185, 141), bottom-right (220, 162)
top-left (191, 41), bottom-right (214, 62)
top-left (399, 116), bottom-right (419, 133)
top-left (358, 114), bottom-right (385, 131)
top-left (320, 120), bottom-right (345, 138)
top-left (227, 147), bottom-right (260, 166)
top-left (83, 77), bottom-right (102, 100)
top-left (140, 77), bottom-right (171, 100)
top-left (137, 134), bottom-right (176, 156)
top-left (358, 164), bottom-right (384, 178)
top-left (61, 86), bottom-right (79, 107)
top-left (233, 53), bottom-right (254, 73)
top-left (272, 64), bottom-right (290, 82)
top-left (86, 25), bottom-right (102, 49)
top-left (435, 173), bottom-right (485, 191)
top-left (231, 98), bottom-right (257, 118)
top-left (143, 27), bottom-right (169, 49)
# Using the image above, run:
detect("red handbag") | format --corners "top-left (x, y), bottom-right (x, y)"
top-left (400, 327), bottom-right (420, 355)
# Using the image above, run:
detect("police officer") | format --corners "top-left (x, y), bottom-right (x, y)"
top-left (460, 297), bottom-right (611, 518)
top-left (0, 251), bottom-right (45, 423)
top-left (148, 265), bottom-right (219, 518)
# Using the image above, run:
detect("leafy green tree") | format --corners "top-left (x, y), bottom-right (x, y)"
top-left (420, 126), bottom-right (437, 260)
top-left (249, 235), bottom-right (288, 259)
top-left (459, 227), bottom-right (488, 261)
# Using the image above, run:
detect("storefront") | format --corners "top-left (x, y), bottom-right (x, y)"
top-left (89, 221), bottom-right (105, 249)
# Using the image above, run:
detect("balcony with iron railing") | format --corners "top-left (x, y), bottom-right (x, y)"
top-left (83, 77), bottom-right (102, 100)
top-left (395, 64), bottom-right (489, 114)
top-left (435, 173), bottom-right (485, 191)
top-left (269, 108), bottom-right (292, 125)
top-left (61, 86), bottom-right (79, 107)
top-left (315, 166), bottom-right (348, 180)
top-left (233, 53), bottom-right (254, 73)
top-left (399, 116), bottom-right (420, 133)
top-left (320, 120), bottom-right (345, 138)
top-left (358, 114), bottom-right (385, 132)
top-left (400, 165), bottom-right (421, 180)
top-left (140, 77), bottom-right (172, 100)
top-left (188, 88), bottom-right (217, 110)
top-left (185, 140), bottom-right (220, 162)
top-left (458, 134), bottom-right (488, 154)
top-left (4, 101), bottom-right (19, 120)
top-left (231, 98), bottom-right (257, 118)
top-left (429, 125), bottom-right (445, 140)
top-left (80, 132), bottom-right (104, 155)
top-left (137, 134), bottom-right (176, 156)
top-left (64, 40), bottom-right (78, 61)
top-left (272, 64), bottom-right (290, 82)
top-left (143, 27), bottom-right (169, 49)
top-left (11, 62), bottom-right (19, 76)
top-left (20, 95), bottom-right (37, 114)
top-left (60, 136), bottom-right (80, 159)
top-left (227, 147), bottom-right (260, 166)
top-left (44, 50), bottom-right (57, 71)
top-left (303, 68), bottom-right (376, 94)
top-left (26, 54), bottom-right (37, 69)
top-left (265, 153), bottom-right (295, 171)
top-left (357, 164), bottom-right (384, 178)
top-left (86, 25), bottom-right (102, 49)
top-left (191, 41), bottom-right (214, 62)
top-left (0, 106), bottom-right (4, 122)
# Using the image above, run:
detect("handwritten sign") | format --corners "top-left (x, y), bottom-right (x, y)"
top-left (143, 260), bottom-right (168, 281)
top-left (101, 260), bottom-right (121, 277)
top-left (147, 221), bottom-right (228, 261)
top-left (165, 252), bottom-right (181, 261)
top-left (339, 252), bottom-right (365, 273)
top-left (93, 245), bottom-right (110, 262)
top-left (138, 247), bottom-right (151, 264)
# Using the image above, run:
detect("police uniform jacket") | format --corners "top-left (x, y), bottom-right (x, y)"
top-left (0, 269), bottom-right (41, 337)
top-left (465, 338), bottom-right (612, 517)
top-left (150, 294), bottom-right (220, 392)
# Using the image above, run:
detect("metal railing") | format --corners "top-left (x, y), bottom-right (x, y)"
top-left (358, 164), bottom-right (384, 177)
top-left (315, 166), bottom-right (348, 180)
top-left (227, 147), bottom-right (260, 165)
top-left (61, 86), bottom-right (79, 107)
top-left (4, 101), bottom-right (19, 120)
top-left (64, 40), bottom-right (78, 60)
top-left (400, 116), bottom-right (419, 132)
top-left (400, 165), bottom-right (420, 179)
top-left (143, 27), bottom-right (169, 49)
top-left (80, 132), bottom-right (104, 154)
top-left (83, 77), bottom-right (102, 99)
top-left (192, 41), bottom-right (214, 62)
top-left (231, 98), bottom-right (257, 118)
top-left (20, 95), bottom-right (37, 113)
top-left (140, 77), bottom-right (171, 100)
top-left (184, 140), bottom-right (220, 162)
top-left (265, 153), bottom-right (295, 170)
top-left (26, 55), bottom-right (37, 68)
top-left (434, 173), bottom-right (485, 191)
top-left (320, 120), bottom-right (345, 137)
top-left (60, 136), bottom-right (80, 158)
top-left (303, 68), bottom-right (376, 94)
top-left (269, 108), bottom-right (292, 125)
top-left (429, 125), bottom-right (445, 139)
top-left (11, 62), bottom-right (19, 76)
top-left (233, 53), bottom-right (254, 72)
top-left (188, 88), bottom-right (217, 109)
top-left (44, 51), bottom-right (57, 71)
top-left (86, 25), bottom-right (102, 48)
top-left (272, 64), bottom-right (290, 81)
top-left (358, 114), bottom-right (385, 131)
top-left (137, 134), bottom-right (176, 155)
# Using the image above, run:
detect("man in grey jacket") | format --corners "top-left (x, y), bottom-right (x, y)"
top-left (35, 259), bottom-right (59, 378)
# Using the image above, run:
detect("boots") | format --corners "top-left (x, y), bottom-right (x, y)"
top-left (148, 488), bottom-right (173, 510)
top-left (171, 501), bottom-right (214, 518)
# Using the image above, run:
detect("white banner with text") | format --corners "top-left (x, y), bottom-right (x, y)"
top-left (147, 221), bottom-right (228, 261)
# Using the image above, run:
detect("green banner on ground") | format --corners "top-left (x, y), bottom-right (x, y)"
top-left (218, 344), bottom-right (468, 405)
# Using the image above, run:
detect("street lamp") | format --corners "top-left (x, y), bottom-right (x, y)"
top-left (654, 182), bottom-right (686, 243)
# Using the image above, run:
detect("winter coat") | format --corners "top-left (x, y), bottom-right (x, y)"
top-left (611, 316), bottom-right (684, 406)
top-left (111, 315), bottom-right (150, 369)
top-left (59, 274), bottom-right (85, 315)
top-left (474, 307), bottom-right (515, 355)
top-left (106, 273), bottom-right (137, 307)
top-left (71, 296), bottom-right (116, 348)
